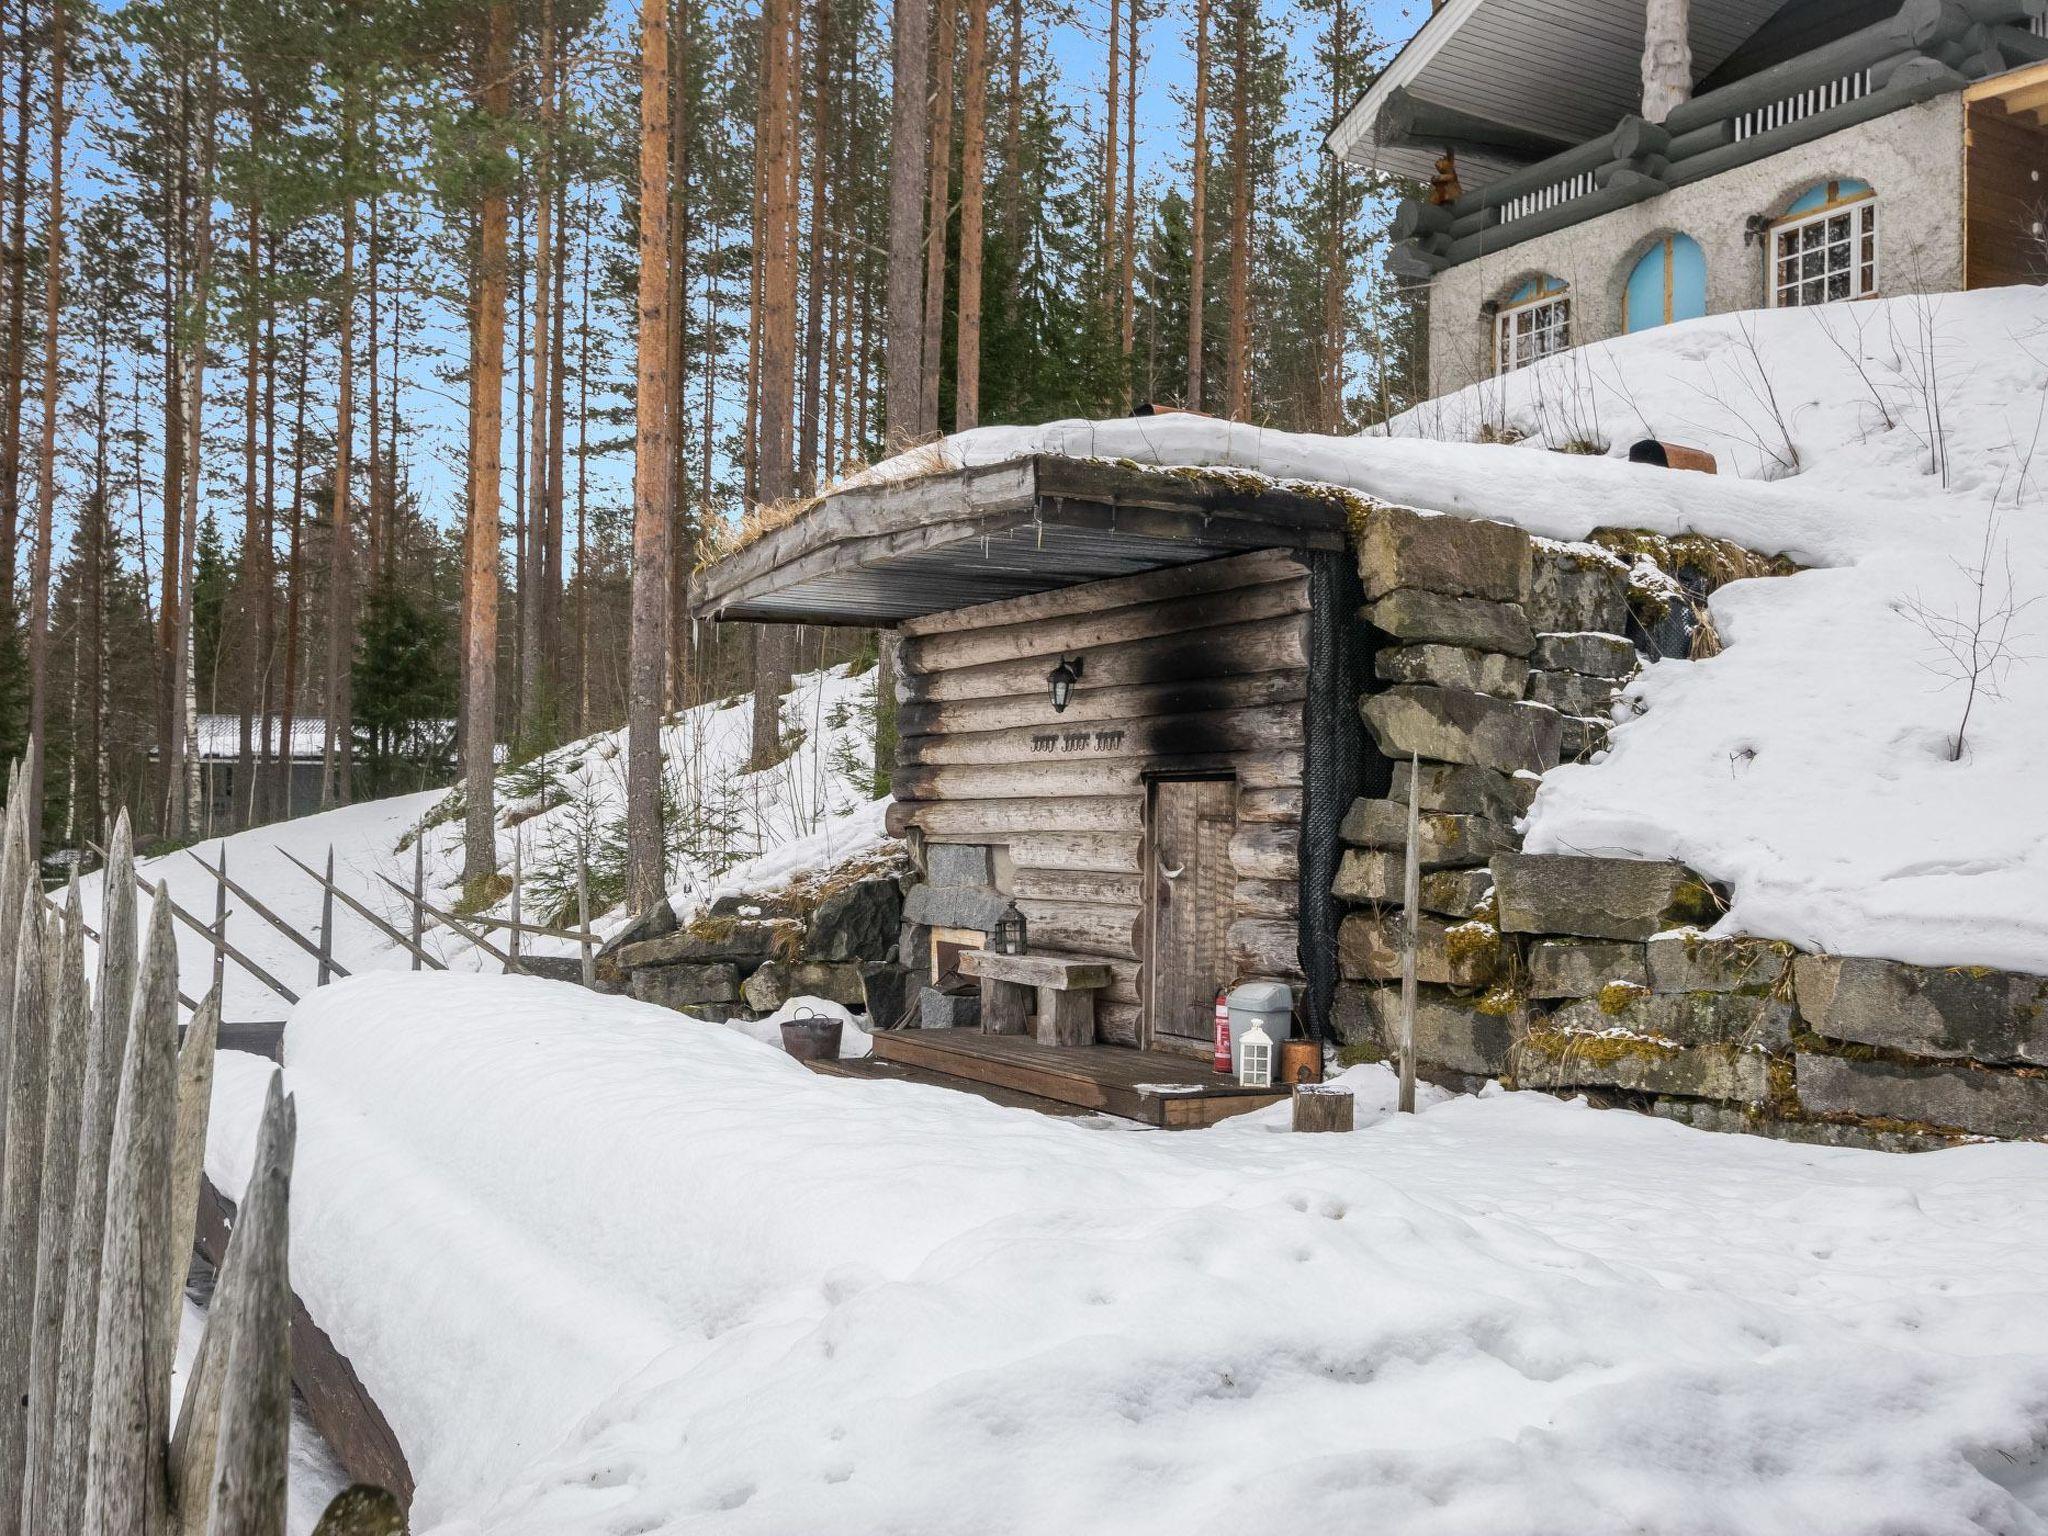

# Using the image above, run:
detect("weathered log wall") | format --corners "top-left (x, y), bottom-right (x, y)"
top-left (889, 548), bottom-right (1312, 1052)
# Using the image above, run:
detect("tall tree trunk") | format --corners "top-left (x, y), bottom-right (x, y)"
top-left (167, 48), bottom-right (217, 840)
top-left (572, 186), bottom-right (592, 738)
top-left (919, 0), bottom-right (956, 441)
top-left (1187, 0), bottom-right (1209, 411)
top-left (796, 0), bottom-right (830, 494)
top-left (279, 313), bottom-right (308, 820)
top-left (666, 0), bottom-right (692, 713)
top-left (1102, 0), bottom-right (1119, 268)
top-left (0, 0), bottom-right (32, 647)
top-left (1318, 0), bottom-right (1348, 432)
top-left (24, 0), bottom-right (62, 847)
top-left (236, 186), bottom-right (261, 831)
top-left (885, 0), bottom-right (928, 450)
top-left (955, 0), bottom-right (987, 431)
top-left (465, 2), bottom-right (512, 889)
top-left (626, 0), bottom-right (673, 912)
top-left (1224, 0), bottom-right (1251, 420)
top-left (1120, 0), bottom-right (1138, 403)
top-left (321, 179), bottom-right (355, 809)
top-left (255, 271), bottom-right (277, 823)
top-left (751, 0), bottom-right (798, 767)
top-left (1001, 0), bottom-right (1022, 242)
top-left (521, 0), bottom-right (554, 748)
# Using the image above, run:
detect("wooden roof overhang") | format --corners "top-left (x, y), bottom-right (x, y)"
top-left (690, 454), bottom-right (1353, 629)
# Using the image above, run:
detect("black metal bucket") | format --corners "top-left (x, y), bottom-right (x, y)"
top-left (779, 1012), bottom-right (844, 1062)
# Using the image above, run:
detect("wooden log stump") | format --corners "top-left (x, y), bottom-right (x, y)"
top-left (1292, 1085), bottom-right (1355, 1133)
top-left (1036, 986), bottom-right (1095, 1047)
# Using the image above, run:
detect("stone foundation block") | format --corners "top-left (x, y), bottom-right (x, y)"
top-left (804, 877), bottom-right (905, 963)
top-left (1545, 991), bottom-right (1794, 1050)
top-left (1363, 590), bottom-right (1535, 656)
top-left (1795, 1053), bottom-right (2048, 1139)
top-left (1527, 939), bottom-right (1648, 999)
top-left (925, 842), bottom-right (995, 888)
top-left (1531, 632), bottom-right (1638, 678)
top-left (627, 962), bottom-right (741, 1012)
top-left (1527, 541), bottom-right (1630, 635)
top-left (860, 963), bottom-right (911, 1028)
top-left (1492, 852), bottom-right (1717, 941)
top-left (920, 987), bottom-right (982, 1030)
top-left (1332, 982), bottom-right (1519, 1077)
top-left (1331, 854), bottom-right (1494, 917)
top-left (1362, 686), bottom-right (1563, 777)
top-left (614, 919), bottom-right (785, 972)
top-left (1375, 643), bottom-right (1528, 700)
top-left (1513, 1031), bottom-right (1769, 1105)
top-left (742, 960), bottom-right (870, 1012)
top-left (1390, 759), bottom-right (1524, 823)
top-left (1338, 798), bottom-right (1513, 866)
top-left (1792, 954), bottom-right (2048, 1066)
top-left (1338, 911), bottom-right (1500, 987)
top-left (903, 882), bottom-right (1012, 933)
top-left (1649, 1098), bottom-right (1956, 1154)
top-left (1646, 932), bottom-right (1795, 994)
top-left (1559, 716), bottom-right (1612, 760)
top-left (1357, 504), bottom-right (1533, 605)
top-left (1527, 668), bottom-right (1622, 719)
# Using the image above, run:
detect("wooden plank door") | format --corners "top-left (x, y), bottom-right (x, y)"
top-left (1147, 777), bottom-right (1237, 1044)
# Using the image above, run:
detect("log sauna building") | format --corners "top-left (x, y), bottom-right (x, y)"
top-left (697, 455), bottom-right (1387, 1126)
top-left (694, 445), bottom-right (2048, 1146)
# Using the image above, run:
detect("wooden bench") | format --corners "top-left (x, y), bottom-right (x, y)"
top-left (958, 950), bottom-right (1112, 1047)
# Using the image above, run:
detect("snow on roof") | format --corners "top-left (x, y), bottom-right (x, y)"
top-left (844, 288), bottom-right (2048, 976)
top-left (190, 715), bottom-right (462, 762)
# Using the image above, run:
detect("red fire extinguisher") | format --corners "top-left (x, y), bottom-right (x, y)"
top-left (1212, 989), bottom-right (1232, 1074)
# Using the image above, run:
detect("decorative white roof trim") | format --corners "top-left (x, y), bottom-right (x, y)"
top-left (1327, 0), bottom-right (1488, 165)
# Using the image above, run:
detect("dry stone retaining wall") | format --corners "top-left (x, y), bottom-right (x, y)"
top-left (1336, 502), bottom-right (2048, 1149)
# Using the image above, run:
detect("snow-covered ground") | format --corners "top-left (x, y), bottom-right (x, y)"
top-left (837, 286), bottom-right (2048, 974)
top-left (207, 975), bottom-right (2048, 1534)
top-left (81, 666), bottom-right (889, 1020)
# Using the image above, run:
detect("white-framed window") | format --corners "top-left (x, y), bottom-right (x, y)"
top-left (1769, 182), bottom-right (1878, 308)
top-left (1494, 276), bottom-right (1570, 375)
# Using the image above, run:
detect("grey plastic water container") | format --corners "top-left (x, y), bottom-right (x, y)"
top-left (1227, 980), bottom-right (1294, 1075)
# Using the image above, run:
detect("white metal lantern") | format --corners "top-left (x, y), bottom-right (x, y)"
top-left (1237, 1022), bottom-right (1273, 1089)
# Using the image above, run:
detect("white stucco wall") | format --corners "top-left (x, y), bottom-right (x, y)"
top-left (1426, 94), bottom-right (1967, 398)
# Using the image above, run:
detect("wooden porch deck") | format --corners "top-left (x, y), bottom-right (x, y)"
top-left (870, 1029), bottom-right (1288, 1128)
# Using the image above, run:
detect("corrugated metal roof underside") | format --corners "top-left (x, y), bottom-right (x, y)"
top-left (1349, 0), bottom-right (1790, 185)
top-left (716, 522), bottom-right (1246, 625)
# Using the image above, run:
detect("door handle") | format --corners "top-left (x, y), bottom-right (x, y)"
top-left (1159, 861), bottom-right (1184, 880)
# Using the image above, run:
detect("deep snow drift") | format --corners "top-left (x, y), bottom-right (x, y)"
top-left (841, 287), bottom-right (2048, 972)
top-left (207, 975), bottom-right (2048, 1535)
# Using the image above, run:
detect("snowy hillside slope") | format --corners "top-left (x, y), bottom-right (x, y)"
top-left (82, 665), bottom-right (888, 1019)
top-left (208, 975), bottom-right (2048, 1534)
top-left (838, 286), bottom-right (2048, 972)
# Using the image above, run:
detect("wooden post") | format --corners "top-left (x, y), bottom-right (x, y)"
top-left (507, 830), bottom-right (522, 976)
top-left (211, 845), bottom-right (229, 998)
top-left (411, 838), bottom-right (425, 973)
top-left (1292, 1084), bottom-right (1355, 1133)
top-left (575, 842), bottom-right (593, 989)
top-left (182, 848), bottom-right (350, 980)
top-left (82, 890), bottom-right (181, 1536)
top-left (188, 1075), bottom-right (294, 1536)
top-left (1398, 751), bottom-right (1420, 1116)
top-left (41, 815), bottom-right (138, 1536)
top-left (0, 895), bottom-right (50, 1536)
top-left (318, 846), bottom-right (336, 987)
top-left (273, 850), bottom-right (446, 973)
top-left (21, 883), bottom-right (87, 1530)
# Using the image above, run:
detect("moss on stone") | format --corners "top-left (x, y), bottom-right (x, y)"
top-left (1597, 980), bottom-right (1651, 1015)
top-left (1338, 1041), bottom-right (1389, 1068)
top-left (1519, 1025), bottom-right (1680, 1066)
top-left (1445, 920), bottom-right (1501, 966)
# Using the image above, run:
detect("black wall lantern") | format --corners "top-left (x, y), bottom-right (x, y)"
top-left (995, 903), bottom-right (1028, 955)
top-left (1047, 655), bottom-right (1085, 713)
